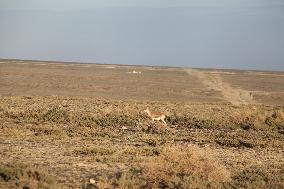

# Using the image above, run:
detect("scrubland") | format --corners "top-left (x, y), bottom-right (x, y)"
top-left (0, 60), bottom-right (283, 188)
top-left (0, 96), bottom-right (283, 188)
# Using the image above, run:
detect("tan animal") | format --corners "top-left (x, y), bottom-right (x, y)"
top-left (144, 107), bottom-right (167, 125)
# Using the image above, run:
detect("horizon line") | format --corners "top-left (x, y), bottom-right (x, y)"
top-left (1, 58), bottom-right (283, 73)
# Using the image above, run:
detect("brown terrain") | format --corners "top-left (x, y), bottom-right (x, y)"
top-left (0, 59), bottom-right (283, 189)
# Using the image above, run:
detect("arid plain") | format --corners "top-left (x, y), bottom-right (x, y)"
top-left (0, 59), bottom-right (283, 188)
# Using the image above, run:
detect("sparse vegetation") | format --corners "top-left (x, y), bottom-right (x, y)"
top-left (0, 163), bottom-right (59, 189)
top-left (0, 61), bottom-right (283, 188)
top-left (0, 96), bottom-right (283, 188)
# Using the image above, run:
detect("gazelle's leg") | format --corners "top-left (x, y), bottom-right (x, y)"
top-left (162, 118), bottom-right (167, 125)
top-left (152, 118), bottom-right (155, 122)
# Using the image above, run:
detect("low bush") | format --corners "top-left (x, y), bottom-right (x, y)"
top-left (94, 114), bottom-right (140, 128)
top-left (0, 163), bottom-right (59, 189)
top-left (40, 106), bottom-right (69, 123)
top-left (230, 163), bottom-right (284, 189)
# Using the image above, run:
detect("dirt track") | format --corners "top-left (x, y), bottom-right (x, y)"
top-left (186, 69), bottom-right (254, 105)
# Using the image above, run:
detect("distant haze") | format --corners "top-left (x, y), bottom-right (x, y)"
top-left (0, 0), bottom-right (284, 71)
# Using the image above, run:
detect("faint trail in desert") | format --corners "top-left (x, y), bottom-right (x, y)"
top-left (186, 69), bottom-right (254, 105)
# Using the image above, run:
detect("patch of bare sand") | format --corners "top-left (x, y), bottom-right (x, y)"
top-left (246, 71), bottom-right (284, 77)
top-left (186, 69), bottom-right (254, 105)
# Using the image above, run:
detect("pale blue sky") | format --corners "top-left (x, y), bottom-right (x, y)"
top-left (0, 0), bottom-right (284, 70)
top-left (1, 0), bottom-right (283, 10)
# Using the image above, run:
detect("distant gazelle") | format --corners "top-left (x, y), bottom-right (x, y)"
top-left (249, 91), bottom-right (254, 99)
top-left (144, 107), bottom-right (167, 125)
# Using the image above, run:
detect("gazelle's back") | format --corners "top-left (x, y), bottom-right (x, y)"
top-left (146, 108), bottom-right (165, 118)
top-left (150, 111), bottom-right (166, 118)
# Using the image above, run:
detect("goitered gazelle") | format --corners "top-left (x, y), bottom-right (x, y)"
top-left (144, 107), bottom-right (167, 125)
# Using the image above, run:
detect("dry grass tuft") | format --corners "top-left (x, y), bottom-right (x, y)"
top-left (143, 145), bottom-right (231, 188)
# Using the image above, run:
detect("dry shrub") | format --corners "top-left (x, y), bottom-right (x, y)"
top-left (94, 114), bottom-right (139, 128)
top-left (214, 132), bottom-right (255, 148)
top-left (138, 134), bottom-right (161, 147)
top-left (117, 146), bottom-right (160, 158)
top-left (71, 113), bottom-right (96, 127)
top-left (215, 138), bottom-right (254, 148)
top-left (40, 105), bottom-right (69, 123)
top-left (265, 110), bottom-right (284, 133)
top-left (137, 121), bottom-right (172, 134)
top-left (73, 146), bottom-right (115, 156)
top-left (166, 114), bottom-right (218, 130)
top-left (29, 125), bottom-right (65, 137)
top-left (89, 170), bottom-right (147, 189)
top-left (230, 163), bottom-right (284, 189)
top-left (3, 109), bottom-right (26, 124)
top-left (143, 145), bottom-right (231, 188)
top-left (239, 107), bottom-right (284, 132)
top-left (230, 106), bottom-right (270, 131)
top-left (0, 163), bottom-right (59, 189)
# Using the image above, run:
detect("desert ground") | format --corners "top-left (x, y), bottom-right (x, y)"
top-left (0, 59), bottom-right (283, 189)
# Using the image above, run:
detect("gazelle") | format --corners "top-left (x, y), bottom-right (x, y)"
top-left (144, 107), bottom-right (167, 125)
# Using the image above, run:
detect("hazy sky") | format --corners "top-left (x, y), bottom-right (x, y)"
top-left (0, 0), bottom-right (284, 70)
top-left (1, 0), bottom-right (283, 10)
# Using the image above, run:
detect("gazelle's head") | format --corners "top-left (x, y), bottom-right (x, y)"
top-left (143, 107), bottom-right (150, 114)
